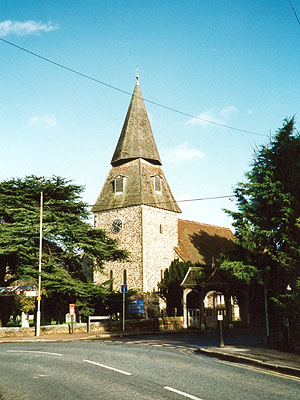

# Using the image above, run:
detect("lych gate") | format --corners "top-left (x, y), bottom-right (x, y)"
top-left (181, 266), bottom-right (249, 329)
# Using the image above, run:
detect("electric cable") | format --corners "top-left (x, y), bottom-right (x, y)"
top-left (0, 37), bottom-right (265, 137)
top-left (289, 0), bottom-right (300, 27)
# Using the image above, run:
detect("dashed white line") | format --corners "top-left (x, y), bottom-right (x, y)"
top-left (6, 350), bottom-right (63, 356)
top-left (83, 359), bottom-right (132, 375)
top-left (164, 386), bottom-right (203, 400)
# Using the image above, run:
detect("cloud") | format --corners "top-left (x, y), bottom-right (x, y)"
top-left (28, 114), bottom-right (57, 129)
top-left (219, 106), bottom-right (238, 117)
top-left (0, 20), bottom-right (59, 37)
top-left (162, 143), bottom-right (205, 164)
top-left (186, 106), bottom-right (238, 128)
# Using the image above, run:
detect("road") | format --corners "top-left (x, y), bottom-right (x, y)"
top-left (0, 334), bottom-right (299, 400)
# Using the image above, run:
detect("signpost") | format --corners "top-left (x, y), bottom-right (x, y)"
top-left (69, 303), bottom-right (75, 334)
top-left (121, 285), bottom-right (127, 332)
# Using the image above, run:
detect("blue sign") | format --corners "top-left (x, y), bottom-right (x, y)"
top-left (128, 300), bottom-right (145, 314)
top-left (121, 284), bottom-right (128, 293)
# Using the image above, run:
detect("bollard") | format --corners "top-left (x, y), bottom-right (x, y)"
top-left (217, 315), bottom-right (224, 348)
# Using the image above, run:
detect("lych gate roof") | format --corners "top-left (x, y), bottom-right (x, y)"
top-left (111, 79), bottom-right (162, 166)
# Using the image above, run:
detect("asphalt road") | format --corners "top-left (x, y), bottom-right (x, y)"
top-left (0, 334), bottom-right (299, 400)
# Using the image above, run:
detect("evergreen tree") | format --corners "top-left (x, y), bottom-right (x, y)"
top-left (0, 175), bottom-right (127, 325)
top-left (158, 260), bottom-right (193, 316)
top-left (222, 118), bottom-right (300, 337)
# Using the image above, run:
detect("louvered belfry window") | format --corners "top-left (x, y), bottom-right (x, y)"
top-left (153, 176), bottom-right (162, 193)
top-left (114, 177), bottom-right (124, 194)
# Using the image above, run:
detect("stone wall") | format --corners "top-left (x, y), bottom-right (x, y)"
top-left (0, 317), bottom-right (184, 337)
top-left (94, 205), bottom-right (179, 293)
top-left (142, 206), bottom-right (178, 292)
top-left (94, 206), bottom-right (143, 290)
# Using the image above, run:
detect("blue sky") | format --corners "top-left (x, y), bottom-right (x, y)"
top-left (0, 1), bottom-right (299, 229)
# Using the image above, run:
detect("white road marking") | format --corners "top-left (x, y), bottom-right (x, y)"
top-left (6, 350), bottom-right (63, 356)
top-left (164, 386), bottom-right (203, 400)
top-left (218, 360), bottom-right (300, 382)
top-left (83, 359), bottom-right (132, 375)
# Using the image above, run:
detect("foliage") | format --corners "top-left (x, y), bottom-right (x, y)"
top-left (222, 118), bottom-right (300, 329)
top-left (14, 294), bottom-right (36, 315)
top-left (158, 259), bottom-right (193, 316)
top-left (0, 175), bottom-right (127, 325)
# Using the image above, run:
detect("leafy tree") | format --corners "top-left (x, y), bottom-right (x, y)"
top-left (0, 175), bottom-right (127, 325)
top-left (222, 118), bottom-right (300, 339)
top-left (158, 260), bottom-right (193, 316)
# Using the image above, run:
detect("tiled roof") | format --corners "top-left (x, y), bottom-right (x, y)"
top-left (111, 81), bottom-right (161, 166)
top-left (181, 266), bottom-right (228, 288)
top-left (181, 266), bottom-right (206, 287)
top-left (177, 219), bottom-right (235, 265)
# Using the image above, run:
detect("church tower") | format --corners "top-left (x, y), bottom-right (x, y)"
top-left (92, 75), bottom-right (181, 292)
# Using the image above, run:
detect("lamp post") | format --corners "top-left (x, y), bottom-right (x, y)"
top-left (36, 191), bottom-right (43, 337)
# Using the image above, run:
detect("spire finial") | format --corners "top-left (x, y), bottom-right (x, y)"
top-left (136, 65), bottom-right (139, 85)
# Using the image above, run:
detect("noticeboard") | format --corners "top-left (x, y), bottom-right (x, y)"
top-left (128, 300), bottom-right (144, 314)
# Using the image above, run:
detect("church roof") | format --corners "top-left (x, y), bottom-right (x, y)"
top-left (175, 219), bottom-right (235, 265)
top-left (111, 79), bottom-right (162, 166)
top-left (91, 158), bottom-right (181, 213)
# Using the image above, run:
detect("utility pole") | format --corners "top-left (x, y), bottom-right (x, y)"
top-left (264, 285), bottom-right (270, 344)
top-left (36, 191), bottom-right (43, 337)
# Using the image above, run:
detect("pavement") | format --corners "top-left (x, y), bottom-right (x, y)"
top-left (196, 346), bottom-right (300, 378)
top-left (1, 331), bottom-right (300, 379)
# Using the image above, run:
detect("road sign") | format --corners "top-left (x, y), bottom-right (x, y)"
top-left (25, 290), bottom-right (38, 297)
top-left (69, 303), bottom-right (76, 316)
top-left (121, 284), bottom-right (128, 293)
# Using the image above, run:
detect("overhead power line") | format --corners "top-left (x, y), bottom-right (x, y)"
top-left (289, 0), bottom-right (300, 28)
top-left (88, 195), bottom-right (235, 210)
top-left (0, 37), bottom-right (265, 137)
top-left (1, 194), bottom-right (235, 211)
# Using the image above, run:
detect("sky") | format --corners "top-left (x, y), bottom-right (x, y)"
top-left (0, 1), bottom-right (300, 229)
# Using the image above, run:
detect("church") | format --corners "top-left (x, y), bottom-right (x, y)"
top-left (92, 75), bottom-right (246, 329)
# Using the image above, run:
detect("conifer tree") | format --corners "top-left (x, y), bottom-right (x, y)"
top-left (158, 260), bottom-right (193, 316)
top-left (222, 118), bottom-right (300, 334)
top-left (0, 175), bottom-right (127, 325)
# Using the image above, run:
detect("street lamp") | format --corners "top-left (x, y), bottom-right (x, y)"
top-left (36, 191), bottom-right (43, 337)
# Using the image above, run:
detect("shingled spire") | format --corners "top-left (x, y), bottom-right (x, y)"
top-left (92, 78), bottom-right (181, 214)
top-left (111, 75), bottom-right (162, 166)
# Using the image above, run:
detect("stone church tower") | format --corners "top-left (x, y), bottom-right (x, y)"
top-left (92, 76), bottom-right (181, 292)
